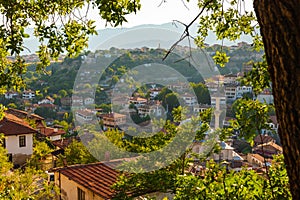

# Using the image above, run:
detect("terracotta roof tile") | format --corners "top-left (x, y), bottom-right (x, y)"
top-left (6, 108), bottom-right (44, 120)
top-left (0, 113), bottom-right (37, 136)
top-left (101, 113), bottom-right (126, 119)
top-left (51, 138), bottom-right (77, 149)
top-left (254, 135), bottom-right (275, 144)
top-left (38, 103), bottom-right (57, 108)
top-left (53, 161), bottom-right (121, 199)
top-left (255, 141), bottom-right (283, 152)
top-left (41, 127), bottom-right (65, 137)
top-left (249, 153), bottom-right (265, 163)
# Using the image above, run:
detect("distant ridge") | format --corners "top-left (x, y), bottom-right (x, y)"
top-left (22, 22), bottom-right (252, 55)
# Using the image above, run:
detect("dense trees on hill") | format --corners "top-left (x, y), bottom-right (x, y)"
top-left (21, 46), bottom-right (259, 100)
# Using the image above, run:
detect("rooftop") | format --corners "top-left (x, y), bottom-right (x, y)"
top-left (254, 135), bottom-right (275, 145)
top-left (52, 159), bottom-right (135, 199)
top-left (0, 113), bottom-right (37, 136)
top-left (6, 108), bottom-right (44, 121)
top-left (41, 127), bottom-right (66, 137)
top-left (255, 141), bottom-right (283, 152)
top-left (101, 113), bottom-right (126, 119)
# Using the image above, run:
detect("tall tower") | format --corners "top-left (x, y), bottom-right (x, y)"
top-left (211, 80), bottom-right (225, 129)
top-left (214, 96), bottom-right (221, 129)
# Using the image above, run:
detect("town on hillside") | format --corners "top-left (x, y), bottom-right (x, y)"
top-left (0, 44), bottom-right (285, 199)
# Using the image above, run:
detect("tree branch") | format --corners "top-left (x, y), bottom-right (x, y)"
top-left (162, 0), bottom-right (214, 61)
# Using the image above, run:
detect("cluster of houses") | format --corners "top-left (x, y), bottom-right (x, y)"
top-left (1, 70), bottom-right (280, 199)
top-left (43, 123), bottom-right (282, 200)
top-left (1, 115), bottom-right (281, 199)
top-left (72, 83), bottom-right (202, 130)
top-left (4, 90), bottom-right (59, 116)
top-left (205, 73), bottom-right (274, 104)
top-left (55, 80), bottom-right (281, 199)
top-left (5, 90), bottom-right (36, 100)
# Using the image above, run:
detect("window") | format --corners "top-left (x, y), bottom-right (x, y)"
top-left (19, 135), bottom-right (26, 147)
top-left (77, 187), bottom-right (85, 200)
top-left (49, 174), bottom-right (55, 182)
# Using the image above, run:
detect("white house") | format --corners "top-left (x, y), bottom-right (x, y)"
top-left (4, 91), bottom-right (19, 99)
top-left (224, 74), bottom-right (238, 84)
top-left (72, 96), bottom-right (84, 106)
top-left (192, 141), bottom-right (243, 163)
top-left (212, 141), bottom-right (234, 161)
top-left (182, 93), bottom-right (198, 107)
top-left (224, 83), bottom-right (238, 101)
top-left (129, 97), bottom-right (147, 107)
top-left (38, 96), bottom-right (55, 105)
top-left (22, 90), bottom-right (35, 99)
top-left (149, 88), bottom-right (161, 99)
top-left (138, 103), bottom-right (163, 117)
top-left (38, 127), bottom-right (66, 141)
top-left (75, 109), bottom-right (94, 122)
top-left (236, 86), bottom-right (253, 98)
top-left (211, 95), bottom-right (226, 107)
top-left (0, 113), bottom-right (36, 165)
top-left (193, 104), bottom-right (211, 113)
top-left (269, 115), bottom-right (279, 133)
top-left (84, 97), bottom-right (95, 105)
top-left (256, 89), bottom-right (274, 104)
top-left (167, 83), bottom-right (189, 92)
top-left (223, 117), bottom-right (236, 127)
top-left (205, 81), bottom-right (219, 93)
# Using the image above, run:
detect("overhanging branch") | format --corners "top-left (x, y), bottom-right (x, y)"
top-left (162, 0), bottom-right (213, 61)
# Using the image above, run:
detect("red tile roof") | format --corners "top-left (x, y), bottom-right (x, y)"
top-left (41, 127), bottom-right (65, 137)
top-left (76, 109), bottom-right (94, 117)
top-left (53, 161), bottom-right (122, 199)
top-left (6, 108), bottom-right (44, 121)
top-left (249, 153), bottom-right (265, 163)
top-left (254, 135), bottom-right (275, 145)
top-left (0, 113), bottom-right (37, 136)
top-left (51, 138), bottom-right (77, 149)
top-left (38, 103), bottom-right (57, 108)
top-left (101, 113), bottom-right (126, 119)
top-left (255, 141), bottom-right (283, 152)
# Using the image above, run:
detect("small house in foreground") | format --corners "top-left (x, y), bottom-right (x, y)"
top-left (0, 113), bottom-right (36, 166)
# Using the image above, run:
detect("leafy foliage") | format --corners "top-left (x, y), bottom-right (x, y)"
top-left (240, 57), bottom-right (271, 95)
top-left (231, 99), bottom-right (274, 143)
top-left (56, 139), bottom-right (97, 166)
top-left (174, 156), bottom-right (291, 200)
top-left (28, 139), bottom-right (54, 170)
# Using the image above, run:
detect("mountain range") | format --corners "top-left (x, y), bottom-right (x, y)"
top-left (22, 22), bottom-right (253, 55)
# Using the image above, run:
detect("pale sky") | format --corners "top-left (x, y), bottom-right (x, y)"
top-left (91, 0), bottom-right (254, 29)
top-left (91, 0), bottom-right (202, 29)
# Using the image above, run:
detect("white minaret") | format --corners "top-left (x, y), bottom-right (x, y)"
top-left (214, 96), bottom-right (221, 129)
top-left (212, 80), bottom-right (225, 129)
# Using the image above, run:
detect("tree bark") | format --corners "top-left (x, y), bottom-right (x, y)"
top-left (254, 0), bottom-right (300, 199)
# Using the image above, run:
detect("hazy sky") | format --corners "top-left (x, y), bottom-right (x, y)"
top-left (92, 0), bottom-right (201, 29)
top-left (91, 0), bottom-right (254, 29)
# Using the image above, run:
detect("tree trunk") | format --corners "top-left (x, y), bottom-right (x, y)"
top-left (254, 0), bottom-right (300, 199)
